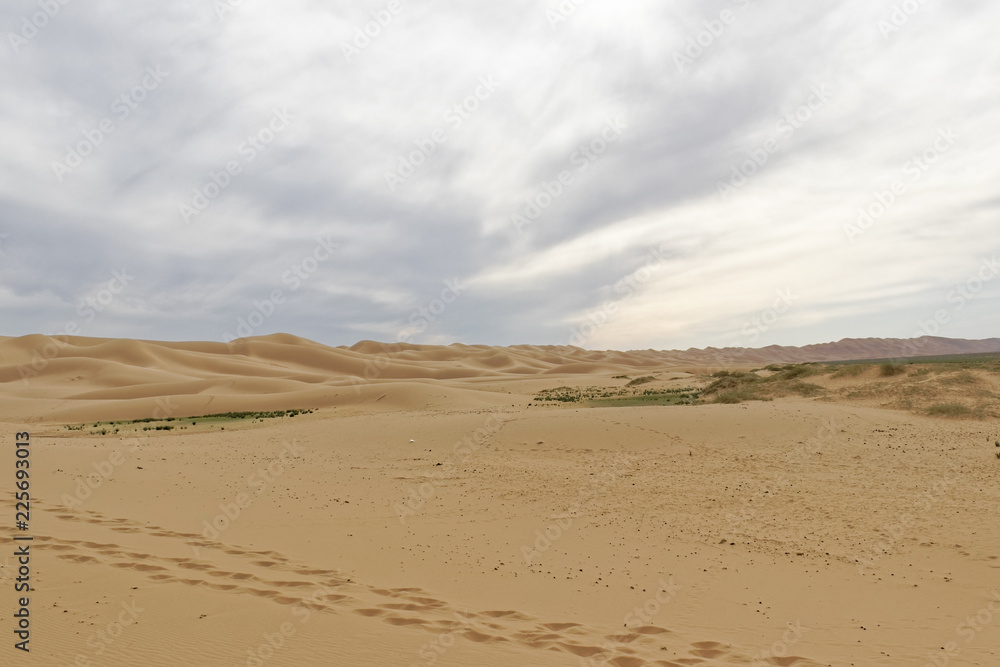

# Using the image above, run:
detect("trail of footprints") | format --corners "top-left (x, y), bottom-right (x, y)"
top-left (8, 501), bottom-right (812, 666)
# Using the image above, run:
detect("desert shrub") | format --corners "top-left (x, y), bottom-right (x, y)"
top-left (785, 381), bottom-right (824, 397)
top-left (713, 388), bottom-right (752, 403)
top-left (626, 376), bottom-right (655, 386)
top-left (940, 371), bottom-right (979, 385)
top-left (534, 387), bottom-right (582, 402)
top-left (927, 403), bottom-right (971, 417)
top-left (832, 364), bottom-right (868, 378)
top-left (880, 363), bottom-right (907, 377)
top-left (774, 364), bottom-right (818, 381)
top-left (712, 386), bottom-right (771, 404)
top-left (713, 391), bottom-right (742, 404)
top-left (703, 372), bottom-right (761, 394)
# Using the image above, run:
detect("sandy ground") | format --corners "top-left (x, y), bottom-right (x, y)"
top-left (1, 335), bottom-right (999, 666)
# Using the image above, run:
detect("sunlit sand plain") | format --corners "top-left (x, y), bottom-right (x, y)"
top-left (2, 334), bottom-right (999, 666)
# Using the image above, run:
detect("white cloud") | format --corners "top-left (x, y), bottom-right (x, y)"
top-left (0, 0), bottom-right (997, 349)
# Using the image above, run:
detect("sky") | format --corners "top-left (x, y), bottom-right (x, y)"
top-left (0, 0), bottom-right (998, 351)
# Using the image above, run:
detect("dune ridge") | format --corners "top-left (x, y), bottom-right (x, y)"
top-left (2, 333), bottom-right (999, 422)
top-left (3, 333), bottom-right (999, 665)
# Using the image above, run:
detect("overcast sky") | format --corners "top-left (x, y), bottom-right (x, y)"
top-left (1, 0), bottom-right (997, 350)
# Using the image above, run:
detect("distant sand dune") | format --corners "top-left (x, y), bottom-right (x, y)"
top-left (1, 333), bottom-right (999, 422)
top-left (3, 333), bottom-right (999, 665)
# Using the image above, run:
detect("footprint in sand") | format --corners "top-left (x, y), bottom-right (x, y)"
top-left (384, 616), bottom-right (428, 627)
top-left (689, 640), bottom-right (730, 659)
top-left (354, 608), bottom-right (386, 617)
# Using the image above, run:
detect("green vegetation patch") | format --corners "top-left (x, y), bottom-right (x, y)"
top-left (701, 364), bottom-right (825, 404)
top-left (938, 371), bottom-right (980, 385)
top-left (589, 390), bottom-right (700, 407)
top-left (830, 364), bottom-right (869, 378)
top-left (65, 409), bottom-right (315, 435)
top-left (926, 403), bottom-right (972, 417)
top-left (826, 352), bottom-right (1000, 370)
top-left (533, 385), bottom-right (699, 407)
top-left (712, 387), bottom-right (770, 404)
top-left (879, 362), bottom-right (907, 377)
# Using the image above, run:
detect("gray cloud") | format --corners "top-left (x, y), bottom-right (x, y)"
top-left (1, 0), bottom-right (997, 350)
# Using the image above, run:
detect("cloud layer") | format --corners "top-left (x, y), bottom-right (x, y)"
top-left (1, 0), bottom-right (997, 349)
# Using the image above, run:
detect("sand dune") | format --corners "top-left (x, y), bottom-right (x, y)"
top-left (1, 334), bottom-right (999, 665)
top-left (3, 333), bottom-right (999, 423)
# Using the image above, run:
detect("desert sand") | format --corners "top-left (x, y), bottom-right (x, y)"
top-left (1, 334), bottom-right (999, 666)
